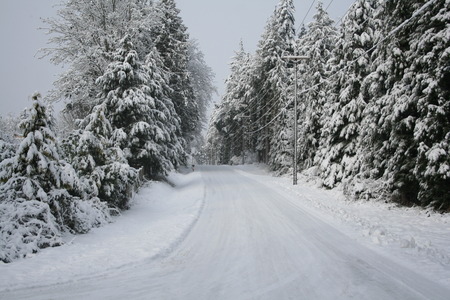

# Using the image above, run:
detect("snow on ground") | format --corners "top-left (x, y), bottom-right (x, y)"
top-left (0, 169), bottom-right (205, 292)
top-left (1, 164), bottom-right (449, 299)
top-left (235, 164), bottom-right (450, 288)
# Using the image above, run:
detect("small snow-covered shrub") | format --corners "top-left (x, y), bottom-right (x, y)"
top-left (0, 140), bottom-right (16, 162)
top-left (229, 156), bottom-right (241, 165)
top-left (47, 189), bottom-right (113, 234)
top-left (100, 162), bottom-right (138, 210)
top-left (342, 175), bottom-right (390, 202)
top-left (66, 198), bottom-right (114, 234)
top-left (229, 151), bottom-right (258, 166)
top-left (0, 199), bottom-right (62, 263)
top-left (244, 151), bottom-right (258, 164)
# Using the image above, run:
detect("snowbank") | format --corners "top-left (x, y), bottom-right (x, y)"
top-left (0, 170), bottom-right (205, 291)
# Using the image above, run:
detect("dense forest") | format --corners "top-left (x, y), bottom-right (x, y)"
top-left (0, 0), bottom-right (215, 262)
top-left (207, 0), bottom-right (450, 211)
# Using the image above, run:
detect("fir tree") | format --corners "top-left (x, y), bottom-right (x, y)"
top-left (187, 39), bottom-right (217, 159)
top-left (61, 103), bottom-right (137, 210)
top-left (97, 36), bottom-right (184, 178)
top-left (0, 93), bottom-right (77, 212)
top-left (408, 0), bottom-right (450, 210)
top-left (296, 1), bottom-right (338, 170)
top-left (154, 0), bottom-right (199, 146)
top-left (0, 94), bottom-right (72, 261)
top-left (317, 0), bottom-right (380, 188)
top-left (254, 0), bottom-right (296, 164)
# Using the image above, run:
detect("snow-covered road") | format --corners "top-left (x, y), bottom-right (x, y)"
top-left (2, 165), bottom-right (449, 299)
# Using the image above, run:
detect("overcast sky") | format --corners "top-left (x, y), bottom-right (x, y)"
top-left (0, 0), bottom-right (355, 117)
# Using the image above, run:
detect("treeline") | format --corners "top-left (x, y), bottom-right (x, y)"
top-left (207, 0), bottom-right (449, 211)
top-left (0, 0), bottom-right (215, 262)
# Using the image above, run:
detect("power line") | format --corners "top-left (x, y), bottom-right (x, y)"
top-left (333, 1), bottom-right (357, 27)
top-left (325, 0), bottom-right (334, 11)
top-left (297, 0), bottom-right (316, 32)
top-left (224, 0), bottom-right (437, 143)
top-left (210, 0), bottom-right (438, 160)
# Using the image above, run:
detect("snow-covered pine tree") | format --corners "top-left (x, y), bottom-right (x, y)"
top-left (352, 0), bottom-right (450, 211)
top-left (205, 110), bottom-right (225, 165)
top-left (207, 42), bottom-right (258, 164)
top-left (154, 0), bottom-right (199, 148)
top-left (356, 1), bottom-right (428, 206)
top-left (296, 1), bottom-right (338, 171)
top-left (407, 0), bottom-right (450, 210)
top-left (374, 1), bottom-right (425, 206)
top-left (0, 140), bottom-right (15, 163)
top-left (61, 103), bottom-right (138, 210)
top-left (0, 93), bottom-right (77, 217)
top-left (267, 0), bottom-right (296, 173)
top-left (252, 0), bottom-right (296, 165)
top-left (187, 39), bottom-right (217, 160)
top-left (0, 94), bottom-right (109, 262)
top-left (143, 46), bottom-right (186, 173)
top-left (208, 0), bottom-right (296, 168)
top-left (316, 0), bottom-right (380, 188)
top-left (230, 44), bottom-right (252, 163)
top-left (0, 115), bottom-right (17, 163)
top-left (270, 104), bottom-right (294, 175)
top-left (97, 36), bottom-right (185, 178)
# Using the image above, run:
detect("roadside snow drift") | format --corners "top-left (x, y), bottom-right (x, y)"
top-left (0, 170), bottom-right (204, 292)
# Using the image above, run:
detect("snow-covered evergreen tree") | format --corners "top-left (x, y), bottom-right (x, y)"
top-left (0, 115), bottom-right (17, 163)
top-left (0, 98), bottom-right (62, 263)
top-left (187, 39), bottom-right (217, 159)
top-left (345, 0), bottom-right (450, 211)
top-left (207, 41), bottom-right (259, 164)
top-left (407, 0), bottom-right (450, 210)
top-left (0, 93), bottom-right (111, 262)
top-left (0, 139), bottom-right (15, 163)
top-left (296, 1), bottom-right (338, 170)
top-left (266, 0), bottom-right (296, 172)
top-left (253, 0), bottom-right (296, 164)
top-left (97, 36), bottom-right (185, 177)
top-left (368, 1), bottom-right (424, 206)
top-left (154, 0), bottom-right (199, 147)
top-left (61, 102), bottom-right (138, 210)
top-left (317, 0), bottom-right (380, 188)
top-left (0, 93), bottom-right (78, 214)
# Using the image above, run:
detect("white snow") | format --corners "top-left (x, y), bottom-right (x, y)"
top-left (1, 165), bottom-right (449, 299)
top-left (0, 170), bottom-right (205, 292)
top-left (235, 165), bottom-right (450, 288)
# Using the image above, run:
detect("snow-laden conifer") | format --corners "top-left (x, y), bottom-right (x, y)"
top-left (0, 94), bottom-right (113, 262)
top-left (97, 36), bottom-right (185, 177)
top-left (0, 93), bottom-right (76, 211)
top-left (253, 0), bottom-right (296, 164)
top-left (214, 43), bottom-right (247, 163)
top-left (407, 0), bottom-right (450, 210)
top-left (316, 0), bottom-right (380, 188)
top-left (61, 103), bottom-right (137, 210)
top-left (187, 39), bottom-right (217, 160)
top-left (295, 1), bottom-right (338, 171)
top-left (154, 0), bottom-right (199, 147)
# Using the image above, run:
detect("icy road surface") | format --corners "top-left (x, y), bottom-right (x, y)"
top-left (2, 165), bottom-right (450, 299)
